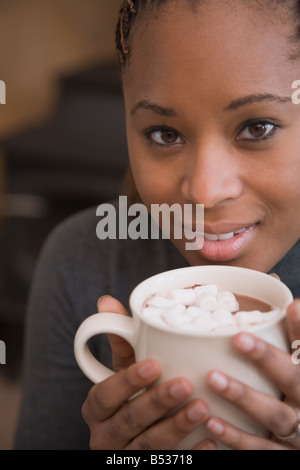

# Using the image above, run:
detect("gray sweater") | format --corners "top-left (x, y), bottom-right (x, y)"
top-left (15, 203), bottom-right (300, 449)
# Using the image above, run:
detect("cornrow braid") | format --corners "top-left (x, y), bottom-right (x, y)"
top-left (116, 0), bottom-right (139, 67)
top-left (116, 0), bottom-right (170, 67)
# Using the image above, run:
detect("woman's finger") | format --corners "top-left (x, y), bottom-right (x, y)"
top-left (269, 273), bottom-right (280, 280)
top-left (206, 369), bottom-right (300, 444)
top-left (125, 396), bottom-right (209, 450)
top-left (231, 332), bottom-right (300, 405)
top-left (286, 299), bottom-right (300, 344)
top-left (86, 363), bottom-right (209, 450)
top-left (82, 359), bottom-right (161, 423)
top-left (205, 416), bottom-right (292, 450)
top-left (193, 440), bottom-right (217, 450)
top-left (97, 295), bottom-right (135, 371)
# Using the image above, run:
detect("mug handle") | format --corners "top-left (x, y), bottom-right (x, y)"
top-left (74, 313), bottom-right (135, 384)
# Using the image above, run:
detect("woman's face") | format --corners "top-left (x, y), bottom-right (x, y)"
top-left (123, 1), bottom-right (300, 273)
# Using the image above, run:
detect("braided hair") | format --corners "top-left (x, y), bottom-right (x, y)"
top-left (116, 0), bottom-right (170, 67)
top-left (116, 0), bottom-right (137, 67)
top-left (116, 0), bottom-right (300, 68)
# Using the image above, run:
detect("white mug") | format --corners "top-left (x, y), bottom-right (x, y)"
top-left (74, 265), bottom-right (293, 450)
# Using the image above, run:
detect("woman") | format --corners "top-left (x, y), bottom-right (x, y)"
top-left (15, 0), bottom-right (300, 449)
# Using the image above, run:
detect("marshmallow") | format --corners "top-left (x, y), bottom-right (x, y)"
top-left (142, 306), bottom-right (166, 318)
top-left (211, 308), bottom-right (236, 326)
top-left (235, 310), bottom-right (264, 326)
top-left (163, 313), bottom-right (192, 328)
top-left (162, 304), bottom-right (187, 317)
top-left (146, 314), bottom-right (168, 328)
top-left (162, 304), bottom-right (190, 327)
top-left (195, 292), bottom-right (220, 311)
top-left (217, 291), bottom-right (239, 312)
top-left (142, 284), bottom-right (278, 333)
top-left (169, 288), bottom-right (197, 305)
top-left (147, 295), bottom-right (176, 308)
top-left (186, 306), bottom-right (211, 319)
top-left (194, 284), bottom-right (218, 296)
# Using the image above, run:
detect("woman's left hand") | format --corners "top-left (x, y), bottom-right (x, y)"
top-left (205, 299), bottom-right (300, 450)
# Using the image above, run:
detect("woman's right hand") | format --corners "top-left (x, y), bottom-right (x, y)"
top-left (81, 295), bottom-right (214, 450)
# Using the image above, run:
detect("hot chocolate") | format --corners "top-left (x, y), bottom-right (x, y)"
top-left (142, 284), bottom-right (279, 333)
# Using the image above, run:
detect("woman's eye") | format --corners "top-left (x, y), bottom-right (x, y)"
top-left (146, 128), bottom-right (184, 146)
top-left (236, 122), bottom-right (276, 142)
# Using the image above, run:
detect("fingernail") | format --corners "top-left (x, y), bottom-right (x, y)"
top-left (169, 381), bottom-right (192, 400)
top-left (208, 371), bottom-right (228, 391)
top-left (186, 401), bottom-right (208, 422)
top-left (201, 441), bottom-right (218, 450)
top-left (97, 295), bottom-right (110, 306)
top-left (138, 362), bottom-right (159, 380)
top-left (235, 332), bottom-right (256, 353)
top-left (206, 418), bottom-right (225, 436)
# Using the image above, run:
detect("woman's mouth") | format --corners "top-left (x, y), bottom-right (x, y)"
top-left (203, 227), bottom-right (246, 241)
top-left (194, 224), bottom-right (257, 262)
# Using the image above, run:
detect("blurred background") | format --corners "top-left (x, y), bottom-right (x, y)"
top-left (0, 0), bottom-right (129, 449)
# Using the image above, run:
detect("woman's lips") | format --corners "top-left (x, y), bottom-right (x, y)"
top-left (194, 224), bottom-right (257, 262)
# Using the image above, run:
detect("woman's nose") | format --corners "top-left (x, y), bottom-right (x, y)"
top-left (181, 139), bottom-right (243, 208)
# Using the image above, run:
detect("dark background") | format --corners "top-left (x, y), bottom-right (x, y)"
top-left (0, 0), bottom-right (126, 449)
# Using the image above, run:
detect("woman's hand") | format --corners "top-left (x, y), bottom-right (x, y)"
top-left (81, 296), bottom-right (213, 450)
top-left (205, 299), bottom-right (300, 450)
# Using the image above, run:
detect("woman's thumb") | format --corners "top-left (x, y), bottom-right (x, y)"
top-left (97, 295), bottom-right (135, 371)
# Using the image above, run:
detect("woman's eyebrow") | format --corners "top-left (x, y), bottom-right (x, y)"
top-left (131, 100), bottom-right (176, 117)
top-left (130, 94), bottom-right (291, 116)
top-left (224, 93), bottom-right (291, 111)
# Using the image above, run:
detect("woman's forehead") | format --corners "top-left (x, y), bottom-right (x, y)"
top-left (123, 2), bottom-right (297, 103)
